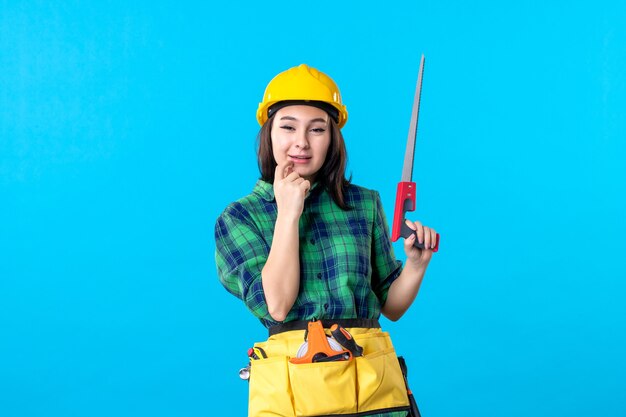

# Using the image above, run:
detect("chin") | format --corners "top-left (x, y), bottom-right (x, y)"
top-left (296, 167), bottom-right (315, 176)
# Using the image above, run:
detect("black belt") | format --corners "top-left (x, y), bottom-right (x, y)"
top-left (268, 318), bottom-right (381, 336)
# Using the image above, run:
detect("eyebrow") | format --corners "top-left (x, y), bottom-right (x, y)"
top-left (279, 116), bottom-right (328, 124)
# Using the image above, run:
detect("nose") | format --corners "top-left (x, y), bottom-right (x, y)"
top-left (295, 130), bottom-right (310, 149)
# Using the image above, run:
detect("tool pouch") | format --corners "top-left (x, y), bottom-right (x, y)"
top-left (248, 327), bottom-right (410, 417)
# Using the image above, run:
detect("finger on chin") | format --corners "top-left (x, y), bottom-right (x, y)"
top-left (275, 162), bottom-right (294, 181)
top-left (284, 163), bottom-right (294, 178)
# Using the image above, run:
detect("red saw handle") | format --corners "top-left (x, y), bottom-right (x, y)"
top-left (392, 181), bottom-right (439, 252)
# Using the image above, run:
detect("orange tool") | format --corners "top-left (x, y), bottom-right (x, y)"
top-left (289, 320), bottom-right (352, 364)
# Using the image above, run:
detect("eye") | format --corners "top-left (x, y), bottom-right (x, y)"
top-left (310, 127), bottom-right (326, 134)
top-left (280, 125), bottom-right (295, 131)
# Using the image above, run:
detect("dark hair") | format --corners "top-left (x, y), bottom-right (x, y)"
top-left (257, 114), bottom-right (352, 210)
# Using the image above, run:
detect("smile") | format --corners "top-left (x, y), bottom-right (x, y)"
top-left (289, 155), bottom-right (312, 163)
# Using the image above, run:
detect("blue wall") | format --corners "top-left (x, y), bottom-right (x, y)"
top-left (1, 1), bottom-right (624, 416)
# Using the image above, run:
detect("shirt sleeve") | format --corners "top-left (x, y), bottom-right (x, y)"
top-left (370, 191), bottom-right (403, 306)
top-left (214, 203), bottom-right (273, 322)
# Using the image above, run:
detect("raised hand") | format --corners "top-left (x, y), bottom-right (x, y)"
top-left (403, 219), bottom-right (436, 269)
top-left (273, 162), bottom-right (311, 220)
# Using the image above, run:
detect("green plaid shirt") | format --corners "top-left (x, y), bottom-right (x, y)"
top-left (215, 180), bottom-right (403, 328)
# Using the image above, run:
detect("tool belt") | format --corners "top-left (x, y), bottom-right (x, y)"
top-left (247, 319), bottom-right (411, 417)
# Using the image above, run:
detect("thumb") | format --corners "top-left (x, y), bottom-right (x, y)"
top-left (404, 231), bottom-right (417, 250)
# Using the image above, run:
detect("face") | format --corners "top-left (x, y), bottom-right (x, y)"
top-left (271, 105), bottom-right (332, 182)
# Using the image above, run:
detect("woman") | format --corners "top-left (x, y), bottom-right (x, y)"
top-left (215, 64), bottom-right (437, 417)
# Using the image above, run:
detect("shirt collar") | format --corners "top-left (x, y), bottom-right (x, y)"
top-left (254, 179), bottom-right (275, 201)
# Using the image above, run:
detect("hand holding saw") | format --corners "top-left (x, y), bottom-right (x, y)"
top-left (391, 55), bottom-right (440, 252)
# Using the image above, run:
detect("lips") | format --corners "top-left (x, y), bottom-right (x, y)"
top-left (288, 155), bottom-right (312, 163)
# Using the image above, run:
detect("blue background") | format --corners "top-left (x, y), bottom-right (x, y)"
top-left (1, 1), bottom-right (625, 416)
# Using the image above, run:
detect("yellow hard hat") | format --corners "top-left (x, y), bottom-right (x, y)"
top-left (256, 64), bottom-right (348, 128)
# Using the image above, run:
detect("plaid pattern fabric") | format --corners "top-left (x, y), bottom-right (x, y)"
top-left (215, 180), bottom-right (403, 328)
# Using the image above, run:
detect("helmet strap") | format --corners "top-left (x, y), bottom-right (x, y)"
top-left (268, 100), bottom-right (339, 123)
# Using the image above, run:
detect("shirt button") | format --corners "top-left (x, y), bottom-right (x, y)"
top-left (324, 303), bottom-right (329, 310)
top-left (317, 273), bottom-right (322, 279)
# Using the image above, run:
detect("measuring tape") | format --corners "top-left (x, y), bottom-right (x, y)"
top-left (295, 336), bottom-right (344, 358)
